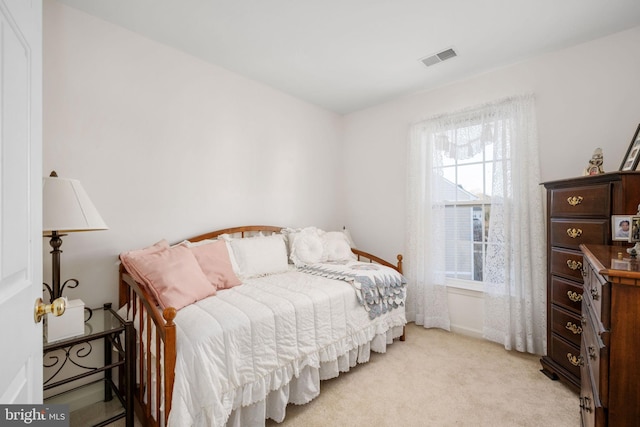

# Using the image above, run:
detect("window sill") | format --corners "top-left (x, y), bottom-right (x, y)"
top-left (446, 278), bottom-right (485, 293)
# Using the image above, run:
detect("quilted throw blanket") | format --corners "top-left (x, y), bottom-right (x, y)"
top-left (297, 261), bottom-right (406, 319)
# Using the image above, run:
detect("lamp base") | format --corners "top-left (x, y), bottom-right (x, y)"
top-left (43, 231), bottom-right (92, 321)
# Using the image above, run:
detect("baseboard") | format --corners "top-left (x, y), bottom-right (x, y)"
top-left (450, 323), bottom-right (483, 339)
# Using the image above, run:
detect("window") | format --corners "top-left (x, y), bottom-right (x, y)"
top-left (407, 94), bottom-right (546, 352)
top-left (434, 122), bottom-right (499, 284)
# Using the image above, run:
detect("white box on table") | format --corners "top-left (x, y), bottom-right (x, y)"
top-left (46, 298), bottom-right (85, 343)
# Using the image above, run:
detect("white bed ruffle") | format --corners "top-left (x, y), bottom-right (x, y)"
top-left (227, 325), bottom-right (404, 426)
top-left (166, 269), bottom-right (406, 427)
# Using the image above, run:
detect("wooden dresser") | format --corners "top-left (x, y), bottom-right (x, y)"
top-left (540, 172), bottom-right (640, 392)
top-left (579, 244), bottom-right (640, 426)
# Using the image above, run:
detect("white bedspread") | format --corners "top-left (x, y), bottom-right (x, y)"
top-left (167, 268), bottom-right (406, 427)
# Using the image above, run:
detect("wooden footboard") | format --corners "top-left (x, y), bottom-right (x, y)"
top-left (352, 248), bottom-right (403, 274)
top-left (119, 264), bottom-right (176, 427)
top-left (118, 225), bottom-right (405, 426)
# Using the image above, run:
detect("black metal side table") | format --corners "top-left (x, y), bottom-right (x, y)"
top-left (43, 303), bottom-right (134, 427)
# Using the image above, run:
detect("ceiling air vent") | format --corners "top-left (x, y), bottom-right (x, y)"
top-left (421, 48), bottom-right (458, 67)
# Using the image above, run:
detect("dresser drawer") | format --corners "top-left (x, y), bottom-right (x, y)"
top-left (581, 302), bottom-right (608, 406)
top-left (551, 306), bottom-right (583, 347)
top-left (549, 334), bottom-right (581, 379)
top-left (583, 263), bottom-right (609, 328)
top-left (550, 219), bottom-right (608, 250)
top-left (549, 184), bottom-right (610, 218)
top-left (551, 276), bottom-right (583, 314)
top-left (551, 248), bottom-right (585, 281)
top-left (580, 354), bottom-right (605, 427)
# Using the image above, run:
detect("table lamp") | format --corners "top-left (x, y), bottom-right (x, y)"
top-left (42, 171), bottom-right (108, 310)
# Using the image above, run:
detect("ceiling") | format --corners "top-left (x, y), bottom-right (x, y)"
top-left (55, 0), bottom-right (640, 114)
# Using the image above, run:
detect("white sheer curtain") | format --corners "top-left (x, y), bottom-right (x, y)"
top-left (406, 94), bottom-right (546, 353)
top-left (405, 115), bottom-right (451, 331)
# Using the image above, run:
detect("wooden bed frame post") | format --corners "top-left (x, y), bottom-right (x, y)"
top-left (163, 308), bottom-right (177, 426)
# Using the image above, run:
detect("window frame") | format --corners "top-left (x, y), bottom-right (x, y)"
top-left (437, 132), bottom-right (494, 287)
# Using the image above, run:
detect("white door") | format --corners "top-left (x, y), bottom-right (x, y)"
top-left (0, 0), bottom-right (43, 404)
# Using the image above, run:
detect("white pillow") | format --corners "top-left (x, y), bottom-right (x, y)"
top-left (342, 227), bottom-right (357, 248)
top-left (229, 234), bottom-right (289, 278)
top-left (280, 227), bottom-right (301, 262)
top-left (290, 229), bottom-right (324, 266)
top-left (288, 226), bottom-right (357, 265)
top-left (322, 231), bottom-right (356, 262)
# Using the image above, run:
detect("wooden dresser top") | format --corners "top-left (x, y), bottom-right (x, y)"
top-left (580, 243), bottom-right (640, 285)
top-left (541, 171), bottom-right (640, 188)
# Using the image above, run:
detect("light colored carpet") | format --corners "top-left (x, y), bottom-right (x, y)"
top-left (101, 323), bottom-right (578, 427)
top-left (267, 322), bottom-right (579, 427)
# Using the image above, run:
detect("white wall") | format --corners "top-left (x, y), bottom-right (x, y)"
top-left (43, 1), bottom-right (344, 308)
top-left (343, 26), bottom-right (640, 336)
top-left (43, 1), bottom-right (640, 337)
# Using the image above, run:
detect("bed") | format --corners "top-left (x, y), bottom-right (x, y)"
top-left (118, 225), bottom-right (406, 427)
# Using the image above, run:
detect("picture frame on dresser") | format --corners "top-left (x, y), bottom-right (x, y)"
top-left (611, 215), bottom-right (631, 241)
top-left (611, 258), bottom-right (630, 270)
top-left (619, 123), bottom-right (640, 171)
top-left (630, 216), bottom-right (640, 242)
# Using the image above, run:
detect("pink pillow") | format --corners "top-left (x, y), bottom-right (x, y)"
top-left (122, 244), bottom-right (216, 310)
top-left (120, 240), bottom-right (170, 287)
top-left (189, 240), bottom-right (241, 289)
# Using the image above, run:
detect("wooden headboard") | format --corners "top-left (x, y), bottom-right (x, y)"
top-left (185, 225), bottom-right (284, 242)
top-left (184, 224), bottom-right (403, 273)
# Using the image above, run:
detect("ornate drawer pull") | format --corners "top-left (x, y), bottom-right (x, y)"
top-left (567, 196), bottom-right (583, 206)
top-left (565, 322), bottom-right (582, 335)
top-left (591, 287), bottom-right (599, 301)
top-left (567, 291), bottom-right (583, 302)
top-left (566, 260), bottom-right (582, 270)
top-left (580, 396), bottom-right (593, 413)
top-left (588, 346), bottom-right (597, 360)
top-left (566, 228), bottom-right (583, 238)
top-left (567, 353), bottom-right (583, 367)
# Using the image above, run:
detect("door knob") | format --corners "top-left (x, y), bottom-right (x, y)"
top-left (34, 297), bottom-right (66, 323)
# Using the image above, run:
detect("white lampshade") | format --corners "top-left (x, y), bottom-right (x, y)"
top-left (43, 173), bottom-right (108, 233)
